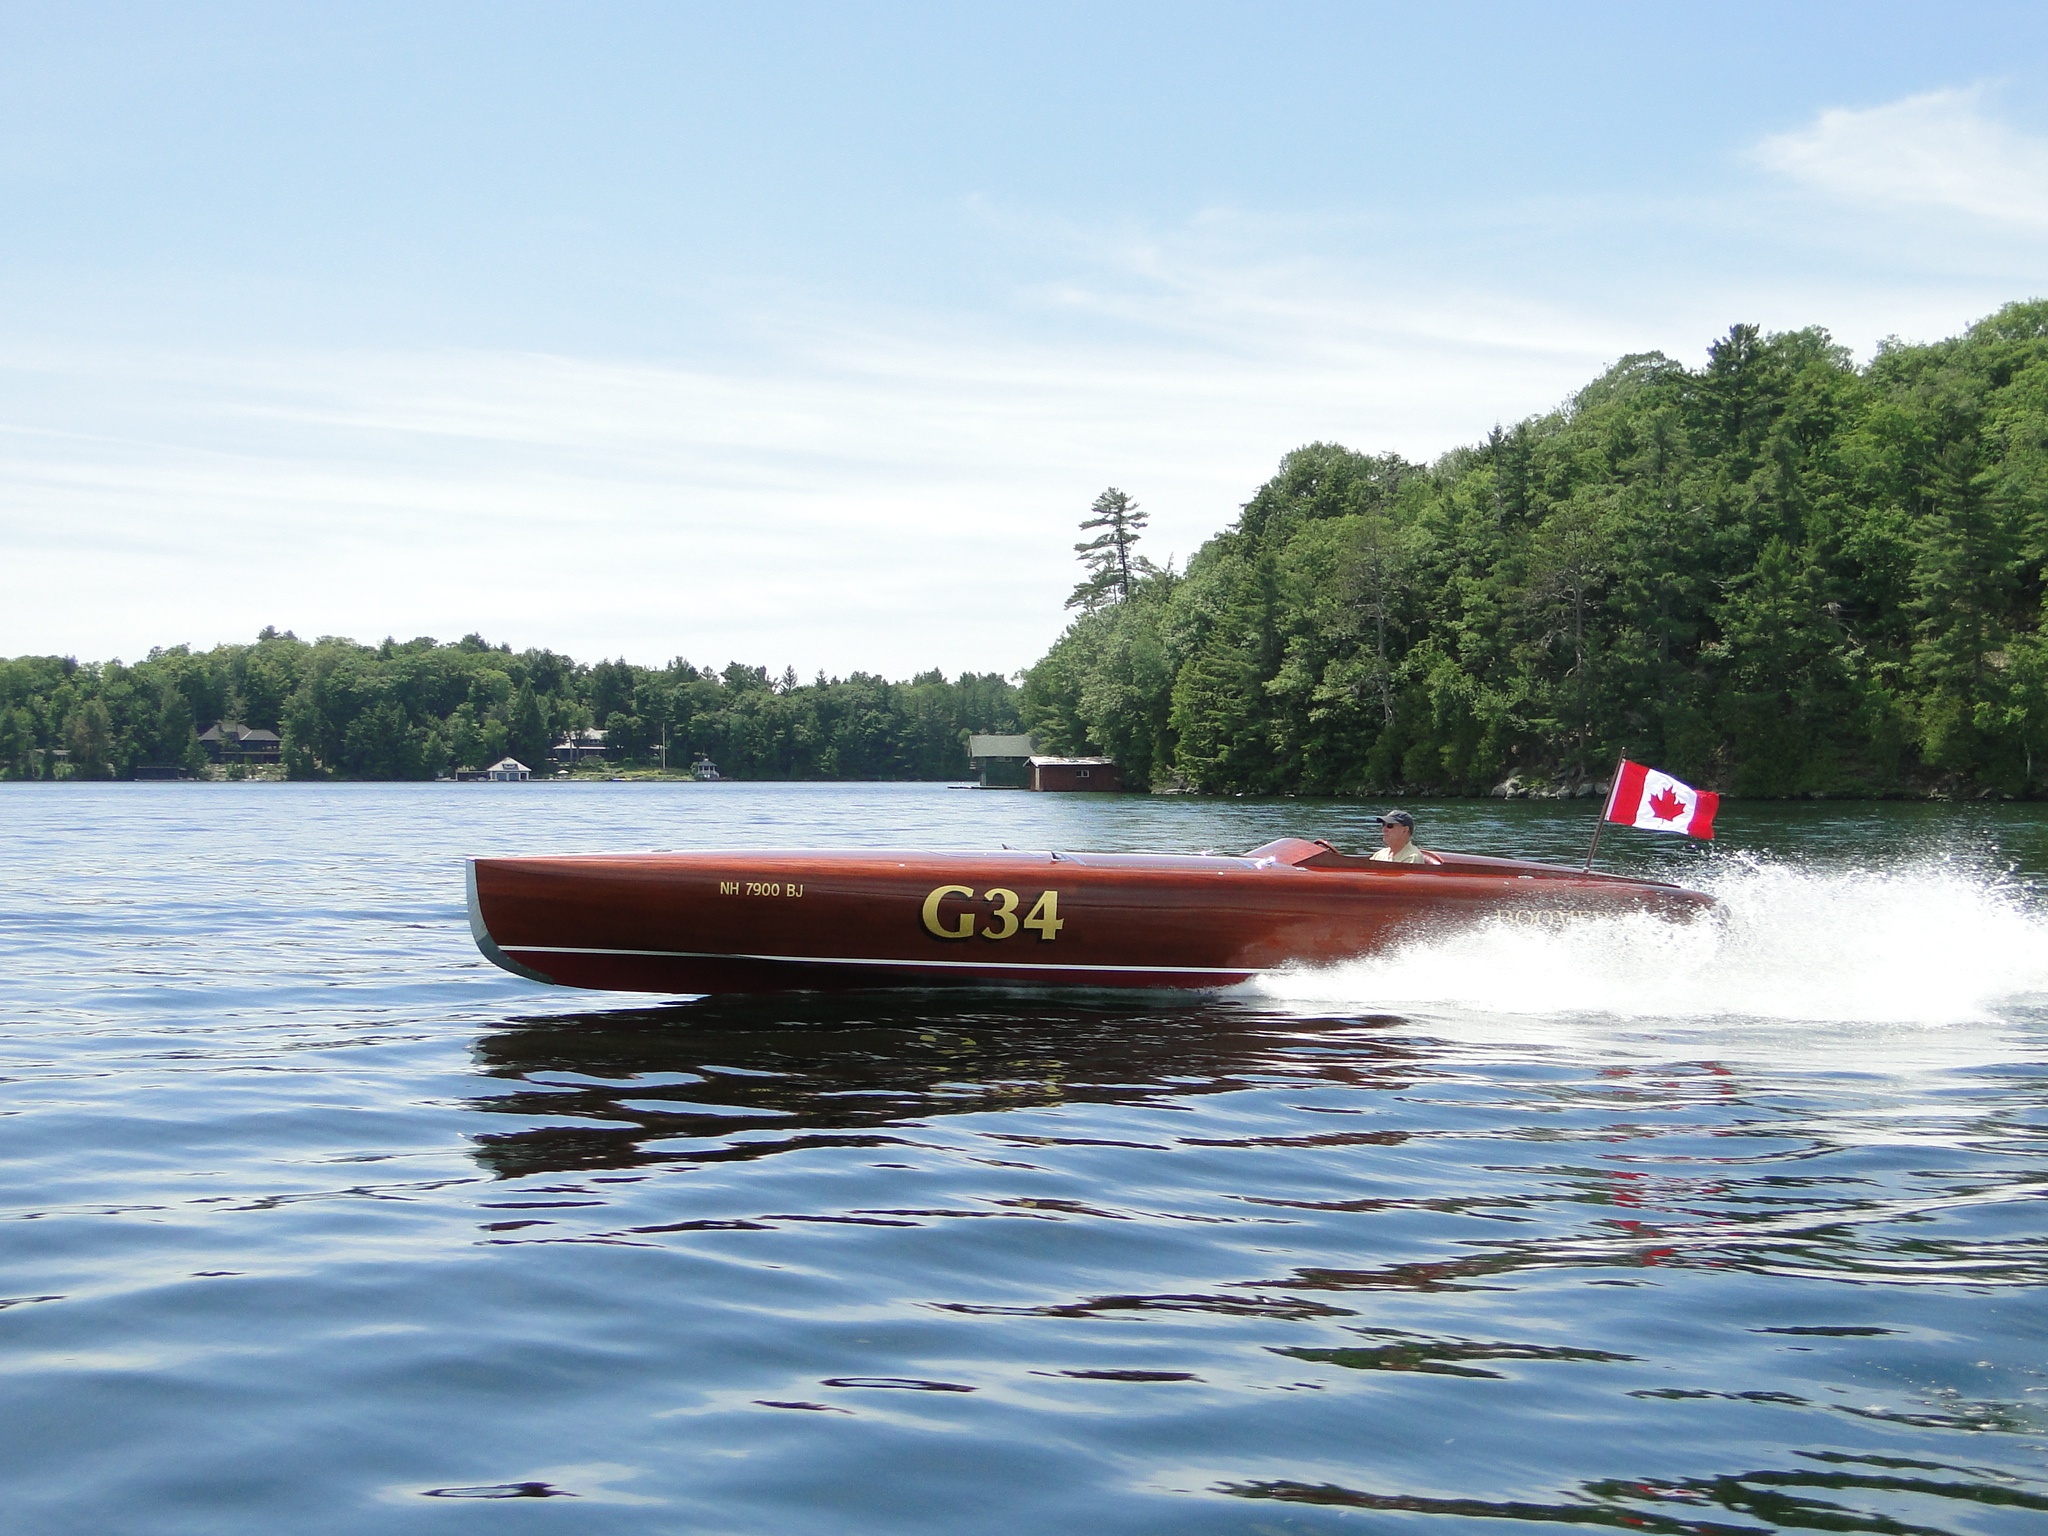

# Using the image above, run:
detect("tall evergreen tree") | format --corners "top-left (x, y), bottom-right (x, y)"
top-left (65, 699), bottom-right (114, 779)
top-left (1068, 488), bottom-right (1151, 611)
top-left (506, 682), bottom-right (551, 769)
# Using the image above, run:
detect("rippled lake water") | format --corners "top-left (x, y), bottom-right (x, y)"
top-left (4, 782), bottom-right (2045, 1534)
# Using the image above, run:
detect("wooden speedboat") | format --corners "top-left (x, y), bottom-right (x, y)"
top-left (467, 837), bottom-right (1713, 995)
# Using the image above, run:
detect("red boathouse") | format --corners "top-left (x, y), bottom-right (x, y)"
top-left (1028, 755), bottom-right (1122, 792)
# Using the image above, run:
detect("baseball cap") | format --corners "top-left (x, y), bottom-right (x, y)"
top-left (1374, 810), bottom-right (1415, 828)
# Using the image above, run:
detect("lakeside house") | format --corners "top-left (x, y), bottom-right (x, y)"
top-left (552, 728), bottom-right (609, 765)
top-left (1027, 755), bottom-right (1122, 792)
top-left (484, 757), bottom-right (531, 782)
top-left (198, 722), bottom-right (282, 764)
top-left (967, 733), bottom-right (1035, 789)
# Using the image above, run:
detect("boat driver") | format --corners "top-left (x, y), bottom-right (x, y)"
top-left (1369, 809), bottom-right (1429, 864)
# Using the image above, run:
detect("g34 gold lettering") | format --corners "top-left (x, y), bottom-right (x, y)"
top-left (921, 886), bottom-right (1064, 942)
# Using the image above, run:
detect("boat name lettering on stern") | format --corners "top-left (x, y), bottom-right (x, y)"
top-left (921, 886), bottom-right (1064, 942)
top-left (719, 880), bottom-right (804, 897)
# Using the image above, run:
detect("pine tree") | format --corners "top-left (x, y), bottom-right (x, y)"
top-left (65, 699), bottom-right (113, 779)
top-left (152, 683), bottom-right (203, 772)
top-left (1068, 488), bottom-right (1151, 611)
top-left (507, 682), bottom-right (551, 769)
top-left (0, 707), bottom-right (27, 779)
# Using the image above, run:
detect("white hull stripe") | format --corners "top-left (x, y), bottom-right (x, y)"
top-left (502, 944), bottom-right (1256, 977)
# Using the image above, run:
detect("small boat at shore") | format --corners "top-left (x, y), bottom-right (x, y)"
top-left (467, 837), bottom-right (1714, 995)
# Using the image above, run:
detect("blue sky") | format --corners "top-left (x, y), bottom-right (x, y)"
top-left (5, 2), bottom-right (2047, 674)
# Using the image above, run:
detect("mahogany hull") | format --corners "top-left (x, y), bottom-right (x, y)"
top-left (467, 838), bottom-right (1713, 995)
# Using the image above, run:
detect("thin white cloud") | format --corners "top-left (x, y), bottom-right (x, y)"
top-left (0, 193), bottom-right (2035, 676)
top-left (0, 263), bottom-right (1632, 675)
top-left (1757, 87), bottom-right (2048, 230)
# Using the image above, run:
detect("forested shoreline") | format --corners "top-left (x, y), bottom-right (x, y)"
top-left (0, 633), bottom-right (1019, 781)
top-left (1024, 302), bottom-right (2048, 798)
top-left (13, 303), bottom-right (2047, 794)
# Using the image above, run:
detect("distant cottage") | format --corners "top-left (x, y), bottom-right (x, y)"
top-left (198, 722), bottom-right (282, 764)
top-left (485, 757), bottom-right (531, 781)
top-left (552, 729), bottom-right (609, 765)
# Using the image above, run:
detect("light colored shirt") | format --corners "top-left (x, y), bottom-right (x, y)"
top-left (1370, 842), bottom-right (1429, 864)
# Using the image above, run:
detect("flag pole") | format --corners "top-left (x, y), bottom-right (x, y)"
top-left (1583, 753), bottom-right (1625, 872)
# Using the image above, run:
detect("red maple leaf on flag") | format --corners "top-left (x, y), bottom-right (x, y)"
top-left (1647, 786), bottom-right (1687, 821)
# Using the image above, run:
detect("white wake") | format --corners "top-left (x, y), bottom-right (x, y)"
top-left (1249, 856), bottom-right (2048, 1029)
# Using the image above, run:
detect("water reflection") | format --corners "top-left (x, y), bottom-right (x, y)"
top-left (462, 1001), bottom-right (2048, 1296)
top-left (466, 994), bottom-right (1420, 1180)
top-left (1276, 1330), bottom-right (1635, 1378)
top-left (1224, 1450), bottom-right (2048, 1532)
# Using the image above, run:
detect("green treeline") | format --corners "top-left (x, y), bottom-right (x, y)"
top-left (0, 631), bottom-right (1019, 781)
top-left (1024, 302), bottom-right (2048, 797)
top-left (13, 302), bottom-right (2046, 795)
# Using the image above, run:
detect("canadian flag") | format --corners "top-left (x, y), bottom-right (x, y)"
top-left (1603, 760), bottom-right (1718, 839)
